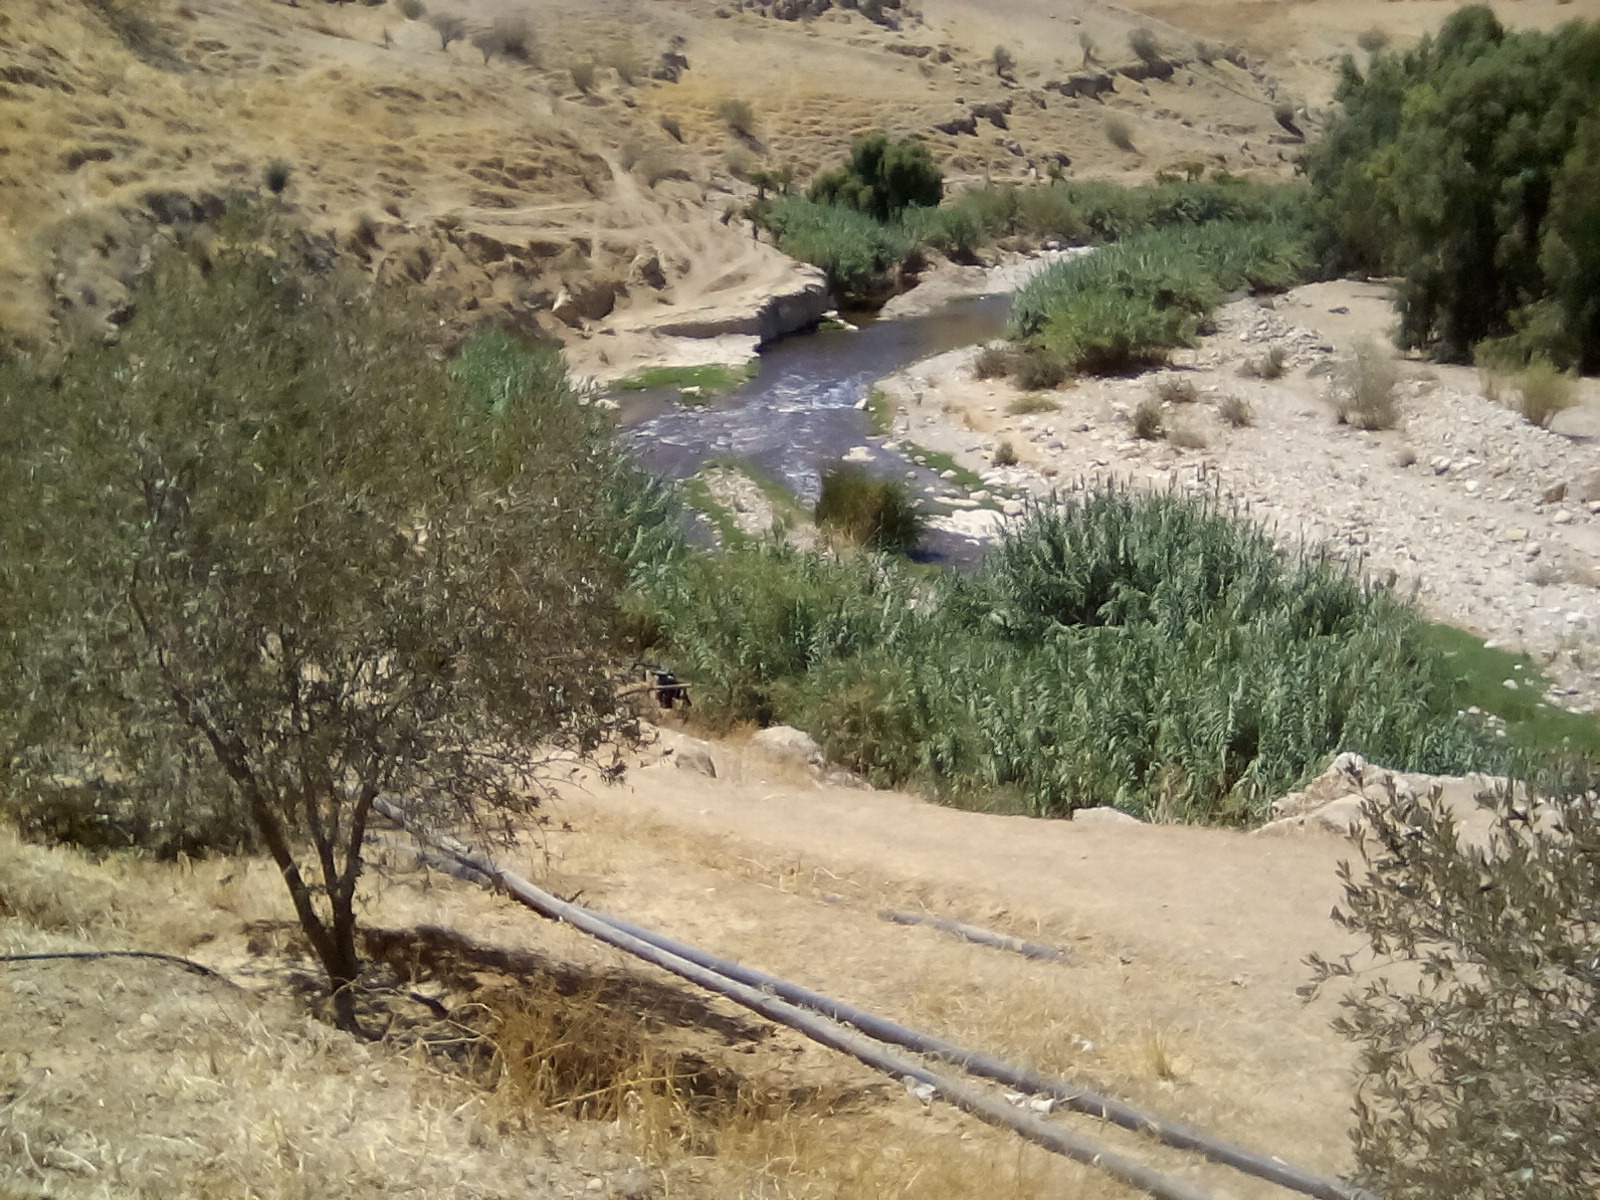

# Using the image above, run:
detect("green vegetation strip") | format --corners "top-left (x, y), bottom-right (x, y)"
top-left (611, 362), bottom-right (756, 401)
top-left (631, 486), bottom-right (1504, 823)
top-left (1418, 623), bottom-right (1600, 759)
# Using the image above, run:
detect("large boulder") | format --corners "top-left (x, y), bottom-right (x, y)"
top-left (749, 725), bottom-right (825, 769)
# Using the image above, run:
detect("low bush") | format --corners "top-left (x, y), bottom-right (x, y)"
top-left (1155, 376), bottom-right (1199, 404)
top-left (992, 440), bottom-right (1019, 466)
top-left (1132, 397), bottom-right (1165, 439)
top-left (1129, 27), bottom-right (1162, 64)
top-left (570, 59), bottom-right (597, 94)
top-left (1329, 341), bottom-right (1400, 430)
top-left (263, 159), bottom-right (292, 195)
top-left (993, 44), bottom-right (1015, 77)
top-left (1105, 114), bottom-right (1136, 152)
top-left (1240, 345), bottom-right (1288, 379)
top-left (814, 464), bottom-right (923, 554)
top-left (1007, 394), bottom-right (1057, 415)
top-left (1011, 345), bottom-right (1069, 391)
top-left (972, 344), bottom-right (1011, 380)
top-left (1355, 26), bottom-right (1389, 53)
top-left (397, 0), bottom-right (424, 19)
top-left (1217, 394), bottom-right (1255, 427)
top-left (717, 97), bottom-right (756, 138)
top-left (1512, 358), bottom-right (1577, 428)
top-left (1166, 419), bottom-right (1207, 449)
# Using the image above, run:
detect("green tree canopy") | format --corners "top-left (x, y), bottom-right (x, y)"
top-left (1308, 6), bottom-right (1600, 369)
top-left (1, 218), bottom-right (640, 1030)
top-left (808, 132), bottom-right (944, 222)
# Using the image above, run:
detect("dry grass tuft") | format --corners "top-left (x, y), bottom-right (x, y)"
top-left (1511, 359), bottom-right (1578, 428)
top-left (1104, 113), bottom-right (1136, 153)
top-left (1166, 418), bottom-right (1208, 450)
top-left (1329, 340), bottom-right (1399, 430)
top-left (1217, 394), bottom-right (1255, 428)
top-left (1154, 376), bottom-right (1199, 404)
top-left (1132, 396), bottom-right (1165, 440)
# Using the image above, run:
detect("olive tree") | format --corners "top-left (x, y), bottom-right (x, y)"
top-left (1, 222), bottom-right (634, 1031)
top-left (1306, 772), bottom-right (1600, 1198)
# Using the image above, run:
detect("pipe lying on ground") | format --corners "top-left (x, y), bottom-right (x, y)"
top-left (374, 799), bottom-right (1213, 1200)
top-left (595, 913), bottom-right (1368, 1200)
top-left (377, 803), bottom-right (1372, 1200)
top-left (876, 908), bottom-right (1071, 963)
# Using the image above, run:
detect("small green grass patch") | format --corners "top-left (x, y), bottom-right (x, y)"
top-left (612, 362), bottom-right (757, 400)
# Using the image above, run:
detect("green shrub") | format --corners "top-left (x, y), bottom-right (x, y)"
top-left (808, 132), bottom-right (943, 222)
top-left (1307, 771), bottom-right (1600, 1200)
top-left (1355, 26), bottom-right (1389, 53)
top-left (814, 464), bottom-right (924, 554)
top-left (1330, 341), bottom-right (1400, 429)
top-left (763, 196), bottom-right (915, 300)
top-left (428, 11), bottom-right (465, 49)
top-left (900, 204), bottom-right (984, 259)
top-left (1011, 220), bottom-right (1313, 374)
top-left (992, 439), bottom-right (1019, 466)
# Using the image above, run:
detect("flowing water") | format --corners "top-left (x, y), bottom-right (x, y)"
top-left (617, 293), bottom-right (1013, 558)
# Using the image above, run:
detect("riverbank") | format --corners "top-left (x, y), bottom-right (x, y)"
top-left (870, 278), bottom-right (1600, 713)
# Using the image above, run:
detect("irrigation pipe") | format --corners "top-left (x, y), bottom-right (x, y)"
top-left (378, 806), bottom-right (1372, 1200)
top-left (594, 911), bottom-right (1370, 1200)
top-left (876, 908), bottom-right (1070, 962)
top-left (373, 799), bottom-right (1213, 1200)
top-left (0, 950), bottom-right (239, 987)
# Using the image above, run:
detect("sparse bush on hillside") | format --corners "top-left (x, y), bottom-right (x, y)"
top-left (814, 464), bottom-right (923, 554)
top-left (717, 97), bottom-right (757, 138)
top-left (1194, 40), bottom-right (1216, 65)
top-left (492, 13), bottom-right (535, 61)
top-left (1105, 114), bottom-right (1136, 152)
top-left (427, 11), bottom-right (465, 50)
top-left (605, 41), bottom-right (646, 85)
top-left (428, 11), bottom-right (465, 50)
top-left (992, 44), bottom-right (1015, 77)
top-left (263, 159), bottom-right (292, 195)
top-left (659, 114), bottom-right (683, 142)
top-left (992, 440), bottom-right (1019, 466)
top-left (1007, 394), bottom-right (1057, 416)
top-left (1128, 27), bottom-right (1162, 65)
top-left (1306, 772), bottom-right (1600, 1200)
top-left (1273, 100), bottom-right (1301, 135)
top-left (1355, 25), bottom-right (1389, 53)
top-left (570, 59), bottom-right (597, 94)
top-left (0, 223), bottom-right (642, 1032)
top-left (1512, 358), bottom-right (1578, 428)
top-left (1329, 340), bottom-right (1400, 429)
top-left (1166, 418), bottom-right (1207, 449)
top-left (396, 0), bottom-right (425, 19)
top-left (1079, 31), bottom-right (1097, 66)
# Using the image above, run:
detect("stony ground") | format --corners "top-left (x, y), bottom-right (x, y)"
top-left (874, 277), bottom-right (1600, 711)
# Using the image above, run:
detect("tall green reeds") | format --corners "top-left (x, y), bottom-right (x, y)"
top-left (628, 486), bottom-right (1494, 823)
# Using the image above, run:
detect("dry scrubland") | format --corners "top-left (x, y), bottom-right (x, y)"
top-left (9, 0), bottom-right (1340, 358)
top-left (5, 1), bottom-right (1599, 1199)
